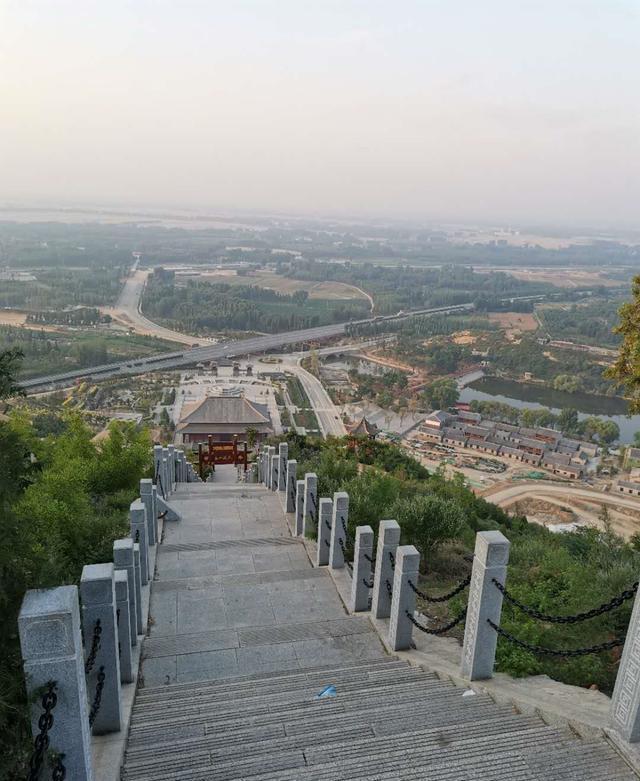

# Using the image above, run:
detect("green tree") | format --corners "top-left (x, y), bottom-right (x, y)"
top-left (422, 378), bottom-right (459, 410)
top-left (557, 407), bottom-right (579, 435)
top-left (0, 348), bottom-right (24, 402)
top-left (607, 274), bottom-right (640, 412)
top-left (393, 494), bottom-right (465, 563)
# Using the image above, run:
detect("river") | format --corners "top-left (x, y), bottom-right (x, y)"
top-left (459, 376), bottom-right (640, 443)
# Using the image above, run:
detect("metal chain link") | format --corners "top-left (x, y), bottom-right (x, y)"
top-left (407, 608), bottom-right (467, 636)
top-left (362, 578), bottom-right (374, 589)
top-left (492, 579), bottom-right (638, 624)
top-left (84, 619), bottom-right (102, 674)
top-left (88, 666), bottom-right (106, 728)
top-left (386, 579), bottom-right (393, 598)
top-left (134, 529), bottom-right (140, 543)
top-left (51, 753), bottom-right (66, 781)
top-left (389, 551), bottom-right (395, 570)
top-left (408, 574), bottom-right (471, 603)
top-left (27, 681), bottom-right (58, 781)
top-left (364, 553), bottom-right (374, 564)
top-left (487, 619), bottom-right (626, 657)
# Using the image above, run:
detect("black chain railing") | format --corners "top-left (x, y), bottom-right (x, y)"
top-left (386, 579), bottom-right (393, 598)
top-left (487, 619), bottom-right (626, 657)
top-left (408, 574), bottom-right (472, 604)
top-left (362, 578), bottom-right (374, 589)
top-left (389, 551), bottom-right (395, 570)
top-left (27, 681), bottom-right (59, 781)
top-left (364, 553), bottom-right (374, 564)
top-left (88, 666), bottom-right (106, 728)
top-left (407, 608), bottom-right (467, 636)
top-left (324, 519), bottom-right (332, 532)
top-left (158, 510), bottom-right (168, 520)
top-left (134, 529), bottom-right (140, 544)
top-left (84, 619), bottom-right (102, 675)
top-left (324, 539), bottom-right (330, 548)
top-left (492, 578), bottom-right (638, 624)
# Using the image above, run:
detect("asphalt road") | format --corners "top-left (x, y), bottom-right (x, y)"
top-left (107, 266), bottom-right (211, 346)
top-left (280, 355), bottom-right (347, 438)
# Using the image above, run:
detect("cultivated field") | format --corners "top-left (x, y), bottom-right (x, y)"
top-left (187, 270), bottom-right (371, 302)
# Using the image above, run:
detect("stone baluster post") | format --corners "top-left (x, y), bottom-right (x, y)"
top-left (329, 492), bottom-right (349, 570)
top-left (371, 520), bottom-right (401, 619)
top-left (285, 460), bottom-right (297, 513)
top-left (162, 449), bottom-right (171, 497)
top-left (278, 442), bottom-right (288, 491)
top-left (461, 530), bottom-right (510, 681)
top-left (114, 571), bottom-right (133, 684)
top-left (611, 578), bottom-right (640, 742)
top-left (167, 444), bottom-right (176, 488)
top-left (316, 498), bottom-right (333, 567)
top-left (295, 479), bottom-right (305, 535)
top-left (153, 444), bottom-right (162, 486)
top-left (129, 500), bottom-right (149, 585)
top-left (269, 447), bottom-right (280, 491)
top-left (269, 446), bottom-right (278, 491)
top-left (388, 545), bottom-right (420, 651)
top-left (303, 472), bottom-right (318, 537)
top-left (350, 525), bottom-right (374, 612)
top-left (140, 479), bottom-right (157, 546)
top-left (19, 586), bottom-right (94, 781)
top-left (80, 563), bottom-right (122, 734)
top-left (132, 543), bottom-right (143, 635)
top-left (113, 539), bottom-right (138, 647)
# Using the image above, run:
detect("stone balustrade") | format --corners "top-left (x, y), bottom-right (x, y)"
top-left (17, 446), bottom-right (192, 780)
top-left (17, 450), bottom-right (640, 781)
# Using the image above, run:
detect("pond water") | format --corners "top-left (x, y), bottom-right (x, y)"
top-left (459, 376), bottom-right (640, 444)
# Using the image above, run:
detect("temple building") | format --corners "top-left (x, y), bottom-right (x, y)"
top-left (346, 416), bottom-right (379, 439)
top-left (176, 395), bottom-right (273, 447)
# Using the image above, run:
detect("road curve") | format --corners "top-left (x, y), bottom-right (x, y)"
top-left (280, 356), bottom-right (346, 438)
top-left (483, 480), bottom-right (640, 513)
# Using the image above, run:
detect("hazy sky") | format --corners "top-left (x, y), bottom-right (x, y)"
top-left (1, 1), bottom-right (639, 226)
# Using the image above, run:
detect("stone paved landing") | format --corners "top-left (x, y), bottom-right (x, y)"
top-left (141, 472), bottom-right (386, 686)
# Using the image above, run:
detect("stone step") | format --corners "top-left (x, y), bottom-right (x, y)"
top-left (132, 668), bottom-right (429, 722)
top-left (135, 657), bottom-right (406, 702)
top-left (124, 711), bottom-right (543, 773)
top-left (127, 690), bottom-right (511, 744)
top-left (122, 723), bottom-right (585, 781)
top-left (129, 676), bottom-right (468, 730)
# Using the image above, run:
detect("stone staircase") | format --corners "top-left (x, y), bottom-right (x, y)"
top-left (123, 657), bottom-right (637, 780)
top-left (120, 473), bottom-right (638, 781)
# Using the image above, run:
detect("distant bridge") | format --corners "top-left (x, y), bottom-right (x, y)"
top-left (20, 303), bottom-right (474, 392)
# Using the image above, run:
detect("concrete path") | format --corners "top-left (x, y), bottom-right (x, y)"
top-left (123, 472), bottom-right (638, 780)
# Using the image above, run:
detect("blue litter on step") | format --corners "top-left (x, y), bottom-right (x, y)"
top-left (315, 685), bottom-right (337, 699)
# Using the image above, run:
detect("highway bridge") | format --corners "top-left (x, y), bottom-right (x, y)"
top-left (21, 303), bottom-right (474, 392)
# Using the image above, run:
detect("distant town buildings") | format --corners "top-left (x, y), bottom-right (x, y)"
top-left (418, 409), bottom-right (599, 480)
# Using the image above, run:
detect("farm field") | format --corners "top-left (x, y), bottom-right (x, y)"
top-left (182, 270), bottom-right (371, 302)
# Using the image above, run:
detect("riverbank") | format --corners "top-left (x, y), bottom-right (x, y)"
top-left (460, 375), bottom-right (639, 443)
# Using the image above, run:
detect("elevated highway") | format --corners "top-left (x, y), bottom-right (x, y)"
top-left (20, 303), bottom-right (474, 392)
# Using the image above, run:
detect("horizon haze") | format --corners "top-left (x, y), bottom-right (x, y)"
top-left (1, 1), bottom-right (639, 227)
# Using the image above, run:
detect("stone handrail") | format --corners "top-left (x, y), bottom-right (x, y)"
top-left (18, 446), bottom-right (194, 781)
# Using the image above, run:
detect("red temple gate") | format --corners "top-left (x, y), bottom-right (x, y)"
top-left (198, 435), bottom-right (248, 477)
